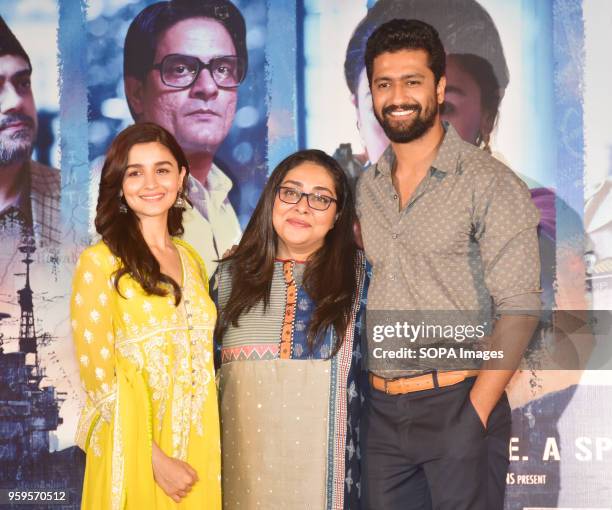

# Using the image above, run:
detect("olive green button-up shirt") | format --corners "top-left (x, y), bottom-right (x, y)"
top-left (356, 124), bottom-right (541, 374)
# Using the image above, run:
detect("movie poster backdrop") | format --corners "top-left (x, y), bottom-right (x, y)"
top-left (0, 0), bottom-right (610, 508)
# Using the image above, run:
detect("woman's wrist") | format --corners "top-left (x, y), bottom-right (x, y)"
top-left (151, 442), bottom-right (164, 462)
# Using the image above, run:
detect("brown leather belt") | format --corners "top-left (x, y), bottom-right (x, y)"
top-left (369, 370), bottom-right (480, 395)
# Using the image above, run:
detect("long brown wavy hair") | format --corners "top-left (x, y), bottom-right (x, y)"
top-left (216, 149), bottom-right (359, 355)
top-left (95, 122), bottom-right (190, 305)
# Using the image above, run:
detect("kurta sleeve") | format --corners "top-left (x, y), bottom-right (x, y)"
top-left (71, 246), bottom-right (117, 449)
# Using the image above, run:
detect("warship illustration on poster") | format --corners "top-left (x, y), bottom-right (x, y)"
top-left (0, 238), bottom-right (84, 509)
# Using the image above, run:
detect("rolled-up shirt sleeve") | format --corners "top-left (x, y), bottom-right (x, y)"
top-left (474, 170), bottom-right (542, 315)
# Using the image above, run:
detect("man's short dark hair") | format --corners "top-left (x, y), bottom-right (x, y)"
top-left (365, 18), bottom-right (445, 87)
top-left (124, 0), bottom-right (247, 84)
top-left (0, 16), bottom-right (32, 69)
top-left (346, 0), bottom-right (508, 97)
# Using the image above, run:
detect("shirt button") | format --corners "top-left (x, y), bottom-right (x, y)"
top-left (392, 233), bottom-right (399, 239)
top-left (389, 274), bottom-right (395, 281)
top-left (393, 194), bottom-right (398, 200)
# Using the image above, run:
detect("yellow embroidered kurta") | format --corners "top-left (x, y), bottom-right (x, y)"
top-left (71, 240), bottom-right (221, 509)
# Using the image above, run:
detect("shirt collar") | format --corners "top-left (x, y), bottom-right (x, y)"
top-left (430, 122), bottom-right (463, 175)
top-left (188, 163), bottom-right (233, 197)
top-left (374, 122), bottom-right (464, 179)
top-left (205, 163), bottom-right (233, 194)
top-left (187, 163), bottom-right (234, 220)
top-left (373, 144), bottom-right (395, 178)
top-left (0, 160), bottom-right (32, 220)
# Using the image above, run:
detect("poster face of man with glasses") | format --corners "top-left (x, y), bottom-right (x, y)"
top-left (123, 0), bottom-right (247, 274)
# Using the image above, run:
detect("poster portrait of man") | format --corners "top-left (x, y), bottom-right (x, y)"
top-left (0, 15), bottom-right (60, 248)
top-left (87, 0), bottom-right (269, 275)
top-left (122, 0), bottom-right (246, 274)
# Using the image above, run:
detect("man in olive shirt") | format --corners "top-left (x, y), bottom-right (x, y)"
top-left (356, 19), bottom-right (541, 509)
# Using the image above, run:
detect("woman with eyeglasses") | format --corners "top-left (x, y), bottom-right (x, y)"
top-left (71, 123), bottom-right (221, 509)
top-left (215, 149), bottom-right (368, 509)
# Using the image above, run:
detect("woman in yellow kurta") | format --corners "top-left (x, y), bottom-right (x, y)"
top-left (71, 123), bottom-right (221, 509)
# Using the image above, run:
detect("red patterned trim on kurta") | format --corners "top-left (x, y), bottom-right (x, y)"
top-left (221, 343), bottom-right (280, 363)
top-left (279, 261), bottom-right (297, 359)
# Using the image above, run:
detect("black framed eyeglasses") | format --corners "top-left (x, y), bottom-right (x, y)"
top-left (152, 54), bottom-right (246, 89)
top-left (276, 186), bottom-right (338, 211)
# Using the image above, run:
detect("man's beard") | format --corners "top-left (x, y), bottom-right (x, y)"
top-left (375, 100), bottom-right (438, 144)
top-left (0, 113), bottom-right (35, 166)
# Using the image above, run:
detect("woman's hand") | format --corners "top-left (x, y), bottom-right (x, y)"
top-left (152, 442), bottom-right (198, 502)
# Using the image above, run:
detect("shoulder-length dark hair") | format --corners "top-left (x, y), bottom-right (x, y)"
top-left (216, 149), bottom-right (359, 355)
top-left (95, 122), bottom-right (190, 305)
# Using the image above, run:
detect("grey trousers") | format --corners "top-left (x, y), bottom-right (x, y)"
top-left (362, 376), bottom-right (511, 510)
